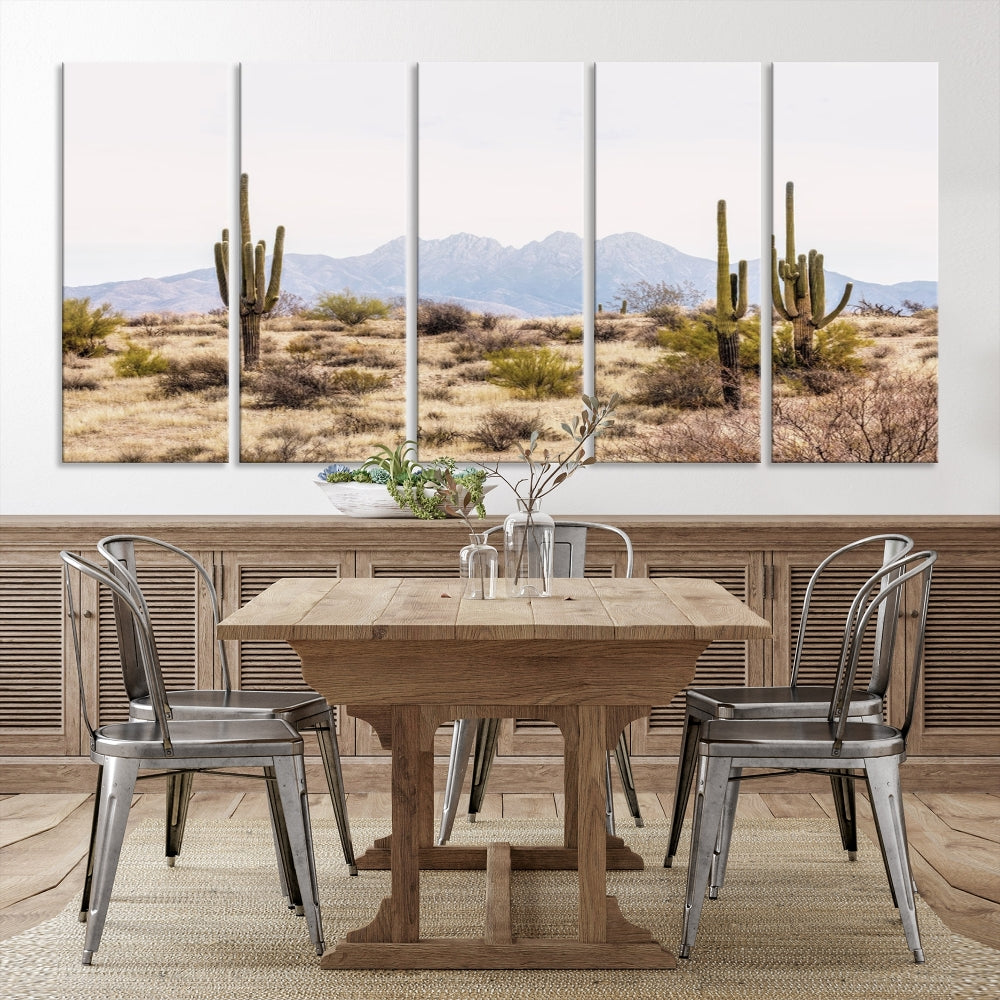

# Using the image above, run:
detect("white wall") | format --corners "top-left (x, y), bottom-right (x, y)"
top-left (1, 0), bottom-right (997, 517)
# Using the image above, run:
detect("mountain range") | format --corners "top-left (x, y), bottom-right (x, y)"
top-left (64, 232), bottom-right (937, 318)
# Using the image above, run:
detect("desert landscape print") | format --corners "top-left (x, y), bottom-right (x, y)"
top-left (62, 61), bottom-right (937, 465)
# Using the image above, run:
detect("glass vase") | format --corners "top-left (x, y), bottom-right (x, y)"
top-left (503, 500), bottom-right (555, 598)
top-left (460, 532), bottom-right (498, 600)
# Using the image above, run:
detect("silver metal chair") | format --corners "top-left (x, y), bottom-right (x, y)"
top-left (679, 548), bottom-right (936, 964)
top-left (664, 533), bottom-right (914, 869)
top-left (437, 521), bottom-right (641, 844)
top-left (61, 550), bottom-right (324, 966)
top-left (89, 534), bottom-right (355, 883)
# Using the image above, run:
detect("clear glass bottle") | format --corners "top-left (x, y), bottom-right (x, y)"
top-left (460, 532), bottom-right (498, 600)
top-left (503, 500), bottom-right (555, 598)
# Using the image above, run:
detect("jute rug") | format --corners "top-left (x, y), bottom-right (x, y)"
top-left (2, 815), bottom-right (997, 1000)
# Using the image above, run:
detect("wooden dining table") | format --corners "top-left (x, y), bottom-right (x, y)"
top-left (217, 575), bottom-right (770, 970)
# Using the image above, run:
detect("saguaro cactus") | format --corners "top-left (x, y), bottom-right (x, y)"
top-left (715, 199), bottom-right (747, 409)
top-left (772, 181), bottom-right (852, 367)
top-left (214, 173), bottom-right (284, 368)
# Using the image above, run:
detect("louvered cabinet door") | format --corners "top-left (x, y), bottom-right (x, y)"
top-left (95, 546), bottom-right (215, 726)
top-left (905, 556), bottom-right (1000, 755)
top-left (221, 549), bottom-right (355, 755)
top-left (0, 547), bottom-right (80, 754)
top-left (628, 551), bottom-right (767, 756)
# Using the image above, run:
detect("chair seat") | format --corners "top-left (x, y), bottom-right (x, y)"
top-left (129, 689), bottom-right (328, 723)
top-left (93, 718), bottom-right (303, 760)
top-left (688, 684), bottom-right (883, 720)
top-left (700, 717), bottom-right (905, 759)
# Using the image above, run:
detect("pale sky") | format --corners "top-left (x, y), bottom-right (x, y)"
top-left (597, 62), bottom-right (761, 264)
top-left (774, 62), bottom-right (938, 285)
top-left (63, 63), bottom-right (231, 286)
top-left (419, 62), bottom-right (584, 245)
top-left (242, 62), bottom-right (406, 259)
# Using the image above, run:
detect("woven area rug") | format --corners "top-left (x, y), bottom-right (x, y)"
top-left (3, 815), bottom-right (997, 1000)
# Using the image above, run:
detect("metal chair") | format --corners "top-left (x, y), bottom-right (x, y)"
top-left (437, 521), bottom-right (641, 845)
top-left (664, 533), bottom-right (914, 870)
top-left (89, 534), bottom-right (355, 883)
top-left (679, 548), bottom-right (936, 964)
top-left (61, 550), bottom-right (324, 965)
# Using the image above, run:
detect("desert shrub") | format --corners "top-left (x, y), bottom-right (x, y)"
top-left (657, 314), bottom-right (761, 372)
top-left (418, 300), bottom-right (472, 336)
top-left (418, 424), bottom-right (461, 448)
top-left (470, 407), bottom-right (545, 452)
top-left (112, 340), bottom-right (169, 378)
top-left (602, 408), bottom-right (760, 463)
top-left (158, 354), bottom-right (229, 396)
top-left (772, 319), bottom-right (872, 378)
top-left (62, 369), bottom-right (100, 391)
top-left (630, 357), bottom-right (725, 409)
top-left (615, 278), bottom-right (701, 313)
top-left (241, 422), bottom-right (322, 463)
top-left (422, 383), bottom-right (454, 402)
top-left (772, 369), bottom-right (937, 463)
top-left (485, 346), bottom-right (581, 399)
top-left (645, 303), bottom-right (687, 329)
top-left (115, 446), bottom-right (151, 462)
top-left (919, 347), bottom-right (938, 363)
top-left (327, 367), bottom-right (392, 396)
top-left (160, 443), bottom-right (226, 463)
top-left (248, 359), bottom-right (330, 409)
top-left (449, 323), bottom-right (529, 362)
top-left (310, 289), bottom-right (389, 326)
top-left (62, 297), bottom-right (121, 357)
top-left (269, 290), bottom-right (309, 318)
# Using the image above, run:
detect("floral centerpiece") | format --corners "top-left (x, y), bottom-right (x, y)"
top-left (481, 393), bottom-right (619, 597)
top-left (317, 442), bottom-right (493, 520)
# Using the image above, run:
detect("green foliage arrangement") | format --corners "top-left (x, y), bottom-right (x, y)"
top-left (62, 297), bottom-right (122, 357)
top-left (318, 443), bottom-right (491, 522)
top-left (773, 319), bottom-right (872, 376)
top-left (486, 346), bottom-right (581, 399)
top-left (112, 340), bottom-right (169, 378)
top-left (311, 289), bottom-right (389, 326)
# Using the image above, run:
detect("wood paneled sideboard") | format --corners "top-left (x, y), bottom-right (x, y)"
top-left (1, 515), bottom-right (997, 792)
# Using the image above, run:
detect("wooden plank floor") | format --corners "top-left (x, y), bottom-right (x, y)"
top-left (1, 790), bottom-right (997, 952)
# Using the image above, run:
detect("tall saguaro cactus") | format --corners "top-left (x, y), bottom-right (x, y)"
top-left (772, 181), bottom-right (852, 367)
top-left (715, 199), bottom-right (747, 409)
top-left (214, 173), bottom-right (284, 369)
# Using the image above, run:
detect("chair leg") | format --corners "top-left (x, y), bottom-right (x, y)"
top-left (79, 765), bottom-right (103, 922)
top-left (165, 770), bottom-right (194, 867)
top-left (865, 756), bottom-right (923, 963)
top-left (81, 756), bottom-right (140, 965)
top-left (264, 765), bottom-right (299, 910)
top-left (614, 732), bottom-right (643, 828)
top-left (829, 768), bottom-right (859, 860)
top-left (679, 754), bottom-right (732, 960)
top-left (605, 752), bottom-right (616, 836)
top-left (273, 755), bottom-right (325, 956)
top-left (665, 710), bottom-right (702, 867)
top-left (708, 766), bottom-right (742, 898)
top-left (438, 718), bottom-right (477, 845)
top-left (468, 717), bottom-right (502, 822)
top-left (314, 712), bottom-right (357, 874)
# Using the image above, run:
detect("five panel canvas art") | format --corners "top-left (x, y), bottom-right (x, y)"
top-left (61, 62), bottom-right (938, 465)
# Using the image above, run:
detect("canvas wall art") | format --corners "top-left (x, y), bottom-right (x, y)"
top-left (595, 62), bottom-right (761, 463)
top-left (238, 62), bottom-right (407, 462)
top-left (417, 62), bottom-right (585, 462)
top-left (61, 63), bottom-right (232, 463)
top-left (770, 62), bottom-right (938, 463)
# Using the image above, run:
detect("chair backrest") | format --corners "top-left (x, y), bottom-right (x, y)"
top-left (829, 548), bottom-right (936, 750)
top-left (483, 521), bottom-right (634, 579)
top-left (791, 533), bottom-right (914, 696)
top-left (96, 534), bottom-right (231, 697)
top-left (60, 549), bottom-right (175, 752)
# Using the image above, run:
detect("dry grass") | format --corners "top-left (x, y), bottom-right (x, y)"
top-left (62, 309), bottom-right (937, 465)
top-left (62, 321), bottom-right (229, 463)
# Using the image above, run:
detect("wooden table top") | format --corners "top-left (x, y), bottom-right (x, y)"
top-left (217, 576), bottom-right (771, 643)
